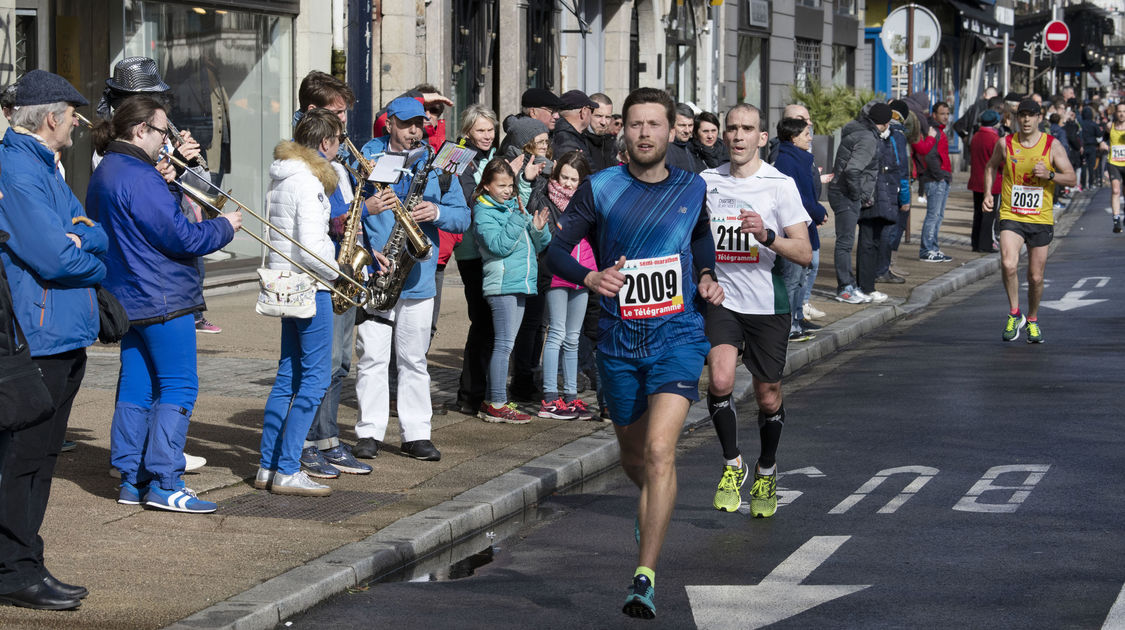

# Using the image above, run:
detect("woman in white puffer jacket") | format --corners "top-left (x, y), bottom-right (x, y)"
top-left (257, 108), bottom-right (342, 497)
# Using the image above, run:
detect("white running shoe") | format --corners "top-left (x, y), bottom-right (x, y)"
top-left (851, 287), bottom-right (874, 303)
top-left (268, 470), bottom-right (332, 497)
top-left (109, 452), bottom-right (207, 479)
top-left (868, 290), bottom-right (889, 303)
top-left (803, 303), bottom-right (826, 320)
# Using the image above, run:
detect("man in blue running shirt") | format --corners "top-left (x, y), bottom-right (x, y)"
top-left (548, 87), bottom-right (725, 620)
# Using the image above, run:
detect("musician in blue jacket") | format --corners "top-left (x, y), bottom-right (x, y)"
top-left (353, 97), bottom-right (469, 462)
top-left (0, 70), bottom-right (105, 611)
top-left (86, 95), bottom-right (239, 514)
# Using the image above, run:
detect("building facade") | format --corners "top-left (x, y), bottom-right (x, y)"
top-left (0, 0), bottom-right (872, 263)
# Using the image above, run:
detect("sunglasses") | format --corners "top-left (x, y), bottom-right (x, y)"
top-left (426, 105), bottom-right (445, 116)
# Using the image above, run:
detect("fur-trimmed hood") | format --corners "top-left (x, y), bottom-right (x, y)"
top-left (270, 140), bottom-right (338, 194)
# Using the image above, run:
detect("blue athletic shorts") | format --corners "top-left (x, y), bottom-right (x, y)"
top-left (597, 339), bottom-right (711, 426)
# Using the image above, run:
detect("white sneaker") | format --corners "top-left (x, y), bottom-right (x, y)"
top-left (268, 470), bottom-right (332, 497)
top-left (109, 452), bottom-right (207, 478)
top-left (851, 287), bottom-right (874, 303)
top-left (803, 303), bottom-right (826, 320)
top-left (868, 290), bottom-right (888, 303)
top-left (253, 466), bottom-right (274, 490)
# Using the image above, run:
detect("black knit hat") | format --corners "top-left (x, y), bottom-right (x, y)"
top-left (13, 70), bottom-right (89, 107)
top-left (868, 102), bottom-right (893, 125)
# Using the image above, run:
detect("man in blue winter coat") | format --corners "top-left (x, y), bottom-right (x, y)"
top-left (353, 97), bottom-right (470, 462)
top-left (0, 70), bottom-right (104, 611)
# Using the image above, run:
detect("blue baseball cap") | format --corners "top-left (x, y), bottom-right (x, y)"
top-left (386, 96), bottom-right (426, 122)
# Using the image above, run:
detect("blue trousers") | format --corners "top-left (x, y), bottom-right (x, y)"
top-left (260, 291), bottom-right (333, 474)
top-left (307, 305), bottom-right (355, 449)
top-left (111, 314), bottom-right (199, 490)
top-left (486, 294), bottom-right (525, 404)
top-left (542, 287), bottom-right (588, 398)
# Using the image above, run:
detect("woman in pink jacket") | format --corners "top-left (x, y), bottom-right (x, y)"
top-left (529, 152), bottom-right (596, 420)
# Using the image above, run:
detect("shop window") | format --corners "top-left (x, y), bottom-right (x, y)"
top-left (527, 0), bottom-right (557, 90)
top-left (795, 37), bottom-right (821, 92)
top-left (737, 34), bottom-right (768, 109)
top-left (452, 0), bottom-right (498, 113)
top-left (796, 0), bottom-right (821, 7)
top-left (665, 0), bottom-right (699, 103)
top-left (123, 2), bottom-right (293, 263)
top-left (836, 0), bottom-right (857, 16)
top-left (832, 44), bottom-right (854, 86)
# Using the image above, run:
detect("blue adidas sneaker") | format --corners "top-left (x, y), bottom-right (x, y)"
top-left (117, 481), bottom-right (145, 505)
top-left (144, 485), bottom-right (217, 514)
top-left (321, 444), bottom-right (372, 475)
top-left (623, 574), bottom-right (656, 619)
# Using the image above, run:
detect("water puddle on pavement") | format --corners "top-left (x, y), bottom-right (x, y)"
top-left (366, 464), bottom-right (625, 585)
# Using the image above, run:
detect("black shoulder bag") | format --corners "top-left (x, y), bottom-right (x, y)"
top-left (0, 231), bottom-right (55, 432)
top-left (96, 285), bottom-right (130, 344)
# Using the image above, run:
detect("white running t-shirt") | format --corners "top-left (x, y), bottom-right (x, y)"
top-left (701, 162), bottom-right (810, 315)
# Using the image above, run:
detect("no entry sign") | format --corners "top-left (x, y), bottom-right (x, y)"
top-left (1044, 20), bottom-right (1070, 55)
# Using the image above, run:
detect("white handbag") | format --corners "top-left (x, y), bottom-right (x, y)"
top-left (255, 268), bottom-right (316, 318)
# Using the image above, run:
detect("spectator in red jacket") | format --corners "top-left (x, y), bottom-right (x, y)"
top-left (968, 109), bottom-right (1003, 253)
top-left (912, 100), bottom-right (954, 262)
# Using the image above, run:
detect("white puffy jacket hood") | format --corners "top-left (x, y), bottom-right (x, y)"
top-left (265, 141), bottom-right (339, 283)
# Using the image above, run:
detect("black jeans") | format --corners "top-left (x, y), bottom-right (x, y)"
top-left (456, 258), bottom-right (492, 408)
top-left (856, 218), bottom-right (888, 294)
top-left (828, 188), bottom-right (860, 292)
top-left (971, 191), bottom-right (999, 252)
top-left (509, 291), bottom-right (546, 398)
top-left (0, 349), bottom-right (86, 593)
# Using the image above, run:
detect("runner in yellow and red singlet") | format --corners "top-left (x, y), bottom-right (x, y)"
top-left (982, 98), bottom-right (1076, 343)
top-left (1100, 102), bottom-right (1125, 233)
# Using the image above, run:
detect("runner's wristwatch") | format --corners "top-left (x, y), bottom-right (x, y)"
top-left (761, 228), bottom-right (776, 247)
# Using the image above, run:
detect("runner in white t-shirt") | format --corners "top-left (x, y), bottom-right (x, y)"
top-left (702, 104), bottom-right (811, 518)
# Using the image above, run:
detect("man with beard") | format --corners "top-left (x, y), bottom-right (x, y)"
top-left (583, 92), bottom-right (616, 172)
top-left (546, 87), bottom-right (724, 619)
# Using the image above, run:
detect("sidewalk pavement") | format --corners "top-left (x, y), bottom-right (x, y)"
top-left (0, 173), bottom-right (1090, 630)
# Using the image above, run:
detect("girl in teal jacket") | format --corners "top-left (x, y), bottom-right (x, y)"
top-left (472, 158), bottom-right (551, 423)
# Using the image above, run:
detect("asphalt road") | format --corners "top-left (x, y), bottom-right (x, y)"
top-left (283, 198), bottom-right (1125, 629)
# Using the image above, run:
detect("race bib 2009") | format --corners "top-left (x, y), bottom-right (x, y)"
top-left (1011, 184), bottom-right (1043, 215)
top-left (618, 254), bottom-right (684, 320)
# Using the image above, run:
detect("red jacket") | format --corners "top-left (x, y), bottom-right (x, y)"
top-left (911, 121), bottom-right (952, 183)
top-left (967, 126), bottom-right (1001, 195)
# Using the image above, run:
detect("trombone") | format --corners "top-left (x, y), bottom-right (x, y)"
top-left (159, 150), bottom-right (371, 310)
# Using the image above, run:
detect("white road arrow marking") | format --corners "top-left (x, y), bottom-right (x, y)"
top-left (1039, 290), bottom-right (1106, 312)
top-left (1104, 581), bottom-right (1125, 629)
top-left (686, 535), bottom-right (870, 629)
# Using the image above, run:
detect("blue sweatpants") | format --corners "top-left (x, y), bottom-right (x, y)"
top-left (110, 314), bottom-right (199, 490)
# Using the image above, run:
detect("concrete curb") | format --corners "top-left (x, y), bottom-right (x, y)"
top-left (166, 192), bottom-right (1092, 629)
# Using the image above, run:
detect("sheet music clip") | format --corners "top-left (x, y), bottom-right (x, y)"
top-left (368, 153), bottom-right (408, 184)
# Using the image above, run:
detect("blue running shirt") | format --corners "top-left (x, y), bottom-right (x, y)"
top-left (549, 165), bottom-right (713, 359)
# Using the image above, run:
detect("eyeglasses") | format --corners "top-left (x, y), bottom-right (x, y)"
top-left (533, 139), bottom-right (549, 146)
top-left (142, 121), bottom-right (170, 140)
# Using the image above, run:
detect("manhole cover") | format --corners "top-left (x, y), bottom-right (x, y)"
top-left (217, 490), bottom-right (403, 522)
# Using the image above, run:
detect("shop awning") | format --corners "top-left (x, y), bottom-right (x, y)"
top-left (949, 0), bottom-right (1011, 41)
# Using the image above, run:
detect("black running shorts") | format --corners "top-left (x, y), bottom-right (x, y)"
top-left (704, 305), bottom-right (789, 383)
top-left (1108, 164), bottom-right (1125, 183)
top-left (998, 219), bottom-right (1053, 249)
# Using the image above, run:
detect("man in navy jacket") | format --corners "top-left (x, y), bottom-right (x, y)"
top-left (0, 70), bottom-right (103, 611)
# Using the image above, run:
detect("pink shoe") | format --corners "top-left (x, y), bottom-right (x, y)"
top-left (566, 399), bottom-right (594, 421)
top-left (195, 318), bottom-right (221, 334)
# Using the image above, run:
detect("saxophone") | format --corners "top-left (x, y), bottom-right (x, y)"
top-left (331, 139), bottom-right (376, 314)
top-left (367, 142), bottom-right (435, 312)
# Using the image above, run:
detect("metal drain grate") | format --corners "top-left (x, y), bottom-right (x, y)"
top-left (217, 490), bottom-right (403, 522)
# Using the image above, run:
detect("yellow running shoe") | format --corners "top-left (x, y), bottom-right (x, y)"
top-left (1026, 320), bottom-right (1044, 344)
top-left (1002, 313), bottom-right (1026, 342)
top-left (712, 462), bottom-right (748, 512)
top-left (749, 466), bottom-right (778, 518)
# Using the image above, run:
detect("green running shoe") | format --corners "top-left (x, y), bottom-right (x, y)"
top-left (1026, 320), bottom-right (1044, 344)
top-left (713, 462), bottom-right (748, 512)
top-left (1002, 313), bottom-right (1026, 342)
top-left (622, 574), bottom-right (656, 619)
top-left (749, 466), bottom-right (778, 518)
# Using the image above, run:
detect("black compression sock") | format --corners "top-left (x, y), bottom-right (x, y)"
top-left (757, 405), bottom-right (785, 469)
top-left (708, 391), bottom-right (741, 461)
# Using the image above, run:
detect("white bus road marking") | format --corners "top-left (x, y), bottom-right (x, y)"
top-left (1042, 276), bottom-right (1110, 311)
top-left (953, 465), bottom-right (1051, 513)
top-left (828, 466), bottom-right (938, 514)
top-left (687, 536), bottom-right (870, 630)
top-left (1103, 581), bottom-right (1125, 629)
